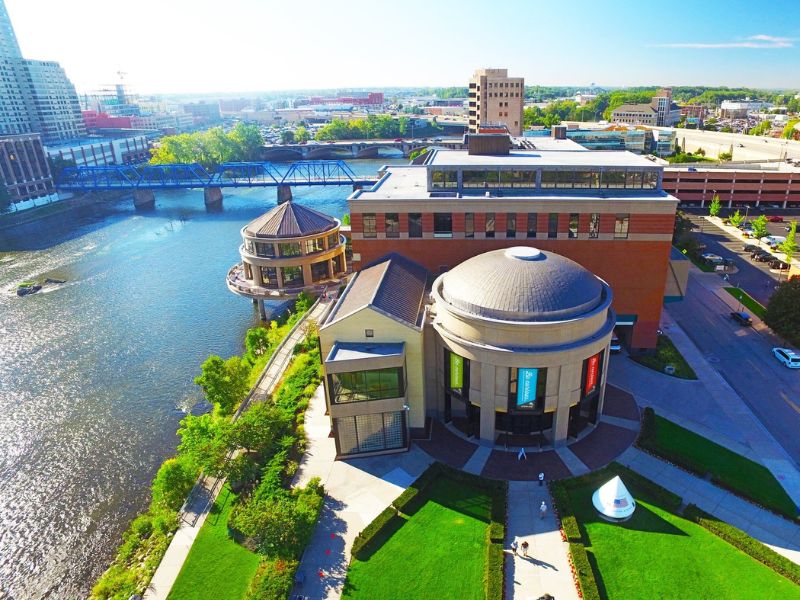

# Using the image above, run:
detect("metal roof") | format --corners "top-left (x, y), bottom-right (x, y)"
top-left (243, 200), bottom-right (337, 239)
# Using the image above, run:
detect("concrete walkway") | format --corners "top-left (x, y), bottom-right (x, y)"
top-left (143, 296), bottom-right (334, 600)
top-left (505, 481), bottom-right (578, 600)
top-left (618, 446), bottom-right (800, 564)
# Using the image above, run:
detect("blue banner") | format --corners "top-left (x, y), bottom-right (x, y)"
top-left (517, 368), bottom-right (538, 407)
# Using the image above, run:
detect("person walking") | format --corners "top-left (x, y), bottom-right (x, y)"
top-left (521, 540), bottom-right (529, 557)
top-left (518, 447), bottom-right (527, 461)
top-left (539, 501), bottom-right (548, 520)
top-left (510, 539), bottom-right (519, 555)
top-left (538, 471), bottom-right (545, 487)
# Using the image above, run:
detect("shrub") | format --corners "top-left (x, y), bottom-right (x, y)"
top-left (568, 542), bottom-right (601, 600)
top-left (245, 558), bottom-right (298, 600)
top-left (151, 455), bottom-right (198, 511)
top-left (683, 505), bottom-right (800, 585)
top-left (351, 506), bottom-right (400, 559)
top-left (551, 482), bottom-right (582, 543)
top-left (484, 535), bottom-right (504, 600)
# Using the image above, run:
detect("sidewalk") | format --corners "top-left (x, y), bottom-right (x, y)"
top-left (505, 481), bottom-right (578, 600)
top-left (618, 446), bottom-right (800, 564)
top-left (143, 296), bottom-right (334, 600)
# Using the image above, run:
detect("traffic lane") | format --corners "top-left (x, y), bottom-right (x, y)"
top-left (667, 277), bottom-right (800, 463)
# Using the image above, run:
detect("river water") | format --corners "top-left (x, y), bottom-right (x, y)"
top-left (0, 159), bottom-right (398, 599)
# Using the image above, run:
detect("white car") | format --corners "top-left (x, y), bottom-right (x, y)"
top-left (701, 253), bottom-right (723, 265)
top-left (760, 235), bottom-right (786, 247)
top-left (772, 347), bottom-right (800, 369)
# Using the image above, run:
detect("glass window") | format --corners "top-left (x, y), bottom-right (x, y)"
top-left (261, 266), bottom-right (278, 287)
top-left (465, 212), bottom-right (474, 238)
top-left (614, 214), bottom-right (630, 239)
top-left (589, 213), bottom-right (600, 239)
top-left (602, 170), bottom-right (625, 188)
top-left (548, 213), bottom-right (558, 239)
top-left (556, 171), bottom-right (574, 188)
top-left (485, 213), bottom-right (495, 238)
top-left (409, 213), bottom-right (422, 238)
top-left (527, 213), bottom-right (537, 238)
top-left (625, 171), bottom-right (643, 189)
top-left (279, 242), bottom-right (301, 257)
top-left (354, 413), bottom-right (384, 452)
top-left (243, 263), bottom-right (253, 280)
top-left (332, 253), bottom-right (344, 275)
top-left (385, 213), bottom-right (399, 238)
top-left (462, 170), bottom-right (488, 188)
top-left (244, 239), bottom-right (254, 254)
top-left (304, 237), bottom-right (324, 254)
top-left (508, 367), bottom-right (548, 410)
top-left (540, 171), bottom-right (558, 188)
top-left (334, 411), bottom-right (406, 455)
top-left (282, 265), bottom-right (303, 286)
top-left (363, 213), bottom-right (377, 238)
top-left (507, 213), bottom-right (516, 238)
top-left (311, 260), bottom-right (330, 282)
top-left (254, 242), bottom-right (275, 258)
top-left (327, 232), bottom-right (339, 248)
top-left (643, 170), bottom-right (658, 189)
top-left (434, 213), bottom-right (452, 238)
top-left (431, 169), bottom-right (457, 189)
top-left (331, 367), bottom-right (404, 403)
top-left (569, 213), bottom-right (578, 238)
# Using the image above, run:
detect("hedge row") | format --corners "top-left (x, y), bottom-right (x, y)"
top-left (485, 531), bottom-right (504, 600)
top-left (567, 543), bottom-right (601, 600)
top-left (550, 482), bottom-right (581, 543)
top-left (683, 504), bottom-right (800, 586)
top-left (350, 506), bottom-right (403, 560)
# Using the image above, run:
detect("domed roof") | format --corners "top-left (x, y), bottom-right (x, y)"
top-left (244, 200), bottom-right (337, 239)
top-left (439, 247), bottom-right (606, 322)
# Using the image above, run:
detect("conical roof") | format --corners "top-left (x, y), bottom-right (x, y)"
top-left (592, 476), bottom-right (636, 520)
top-left (244, 201), bottom-right (337, 239)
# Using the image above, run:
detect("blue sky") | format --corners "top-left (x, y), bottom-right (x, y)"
top-left (6, 0), bottom-right (799, 94)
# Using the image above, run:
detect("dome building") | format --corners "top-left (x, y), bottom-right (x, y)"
top-left (319, 246), bottom-right (615, 458)
top-left (227, 200), bottom-right (347, 315)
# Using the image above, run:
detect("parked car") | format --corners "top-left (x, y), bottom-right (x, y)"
top-left (773, 347), bottom-right (800, 369)
top-left (701, 252), bottom-right (724, 265)
top-left (761, 235), bottom-right (786, 247)
top-left (730, 311), bottom-right (753, 326)
top-left (768, 216), bottom-right (784, 223)
top-left (769, 259), bottom-right (790, 270)
top-left (743, 244), bottom-right (759, 253)
top-left (755, 253), bottom-right (775, 262)
top-left (786, 225), bottom-right (794, 232)
top-left (610, 331), bottom-right (621, 353)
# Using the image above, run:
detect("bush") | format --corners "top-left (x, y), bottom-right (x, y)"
top-left (245, 558), bottom-right (298, 600)
top-left (568, 542), bottom-right (601, 600)
top-left (151, 455), bottom-right (198, 511)
top-left (683, 504), bottom-right (800, 585)
top-left (351, 506), bottom-right (401, 559)
top-left (484, 535), bottom-right (504, 600)
top-left (551, 482), bottom-right (582, 542)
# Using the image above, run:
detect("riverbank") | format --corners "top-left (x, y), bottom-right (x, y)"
top-left (0, 190), bottom-right (128, 231)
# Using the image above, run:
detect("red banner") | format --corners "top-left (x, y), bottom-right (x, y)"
top-left (585, 353), bottom-right (600, 396)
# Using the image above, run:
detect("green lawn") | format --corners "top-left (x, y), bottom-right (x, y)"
top-left (646, 415), bottom-right (798, 520)
top-left (631, 334), bottom-right (698, 379)
top-left (566, 477), bottom-right (800, 599)
top-left (343, 477), bottom-right (492, 600)
top-left (168, 485), bottom-right (261, 600)
top-left (724, 287), bottom-right (767, 320)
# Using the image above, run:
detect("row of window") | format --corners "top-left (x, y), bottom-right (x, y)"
top-left (244, 254), bottom-right (344, 287)
top-left (335, 410), bottom-right (406, 456)
top-left (330, 367), bottom-right (405, 404)
top-left (244, 232), bottom-right (340, 258)
top-left (431, 169), bottom-right (660, 190)
top-left (362, 212), bottom-right (630, 240)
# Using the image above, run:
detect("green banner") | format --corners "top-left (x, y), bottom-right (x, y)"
top-left (450, 353), bottom-right (463, 389)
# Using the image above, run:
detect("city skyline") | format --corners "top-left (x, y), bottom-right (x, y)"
top-left (6, 0), bottom-right (800, 95)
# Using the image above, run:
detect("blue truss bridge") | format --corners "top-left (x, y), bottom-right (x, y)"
top-left (56, 160), bottom-right (378, 191)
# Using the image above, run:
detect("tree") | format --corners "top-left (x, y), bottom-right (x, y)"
top-left (748, 120), bottom-right (772, 136)
top-left (294, 126), bottom-right (310, 143)
top-left (765, 278), bottom-right (800, 346)
top-left (194, 355), bottom-right (251, 415)
top-left (295, 291), bottom-right (312, 314)
top-left (229, 122), bottom-right (264, 160)
top-left (778, 221), bottom-right (798, 264)
top-left (729, 209), bottom-right (744, 228)
top-left (751, 215), bottom-right (769, 240)
top-left (280, 130), bottom-right (295, 145)
top-left (229, 402), bottom-right (291, 456)
top-left (708, 194), bottom-right (721, 217)
top-left (244, 327), bottom-right (271, 366)
top-left (177, 413), bottom-right (231, 476)
top-left (151, 456), bottom-right (198, 510)
top-left (341, 213), bottom-right (351, 226)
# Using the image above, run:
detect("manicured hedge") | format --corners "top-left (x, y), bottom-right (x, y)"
top-left (392, 462), bottom-right (442, 514)
top-left (683, 504), bottom-right (800, 586)
top-left (484, 531), bottom-right (504, 600)
top-left (568, 543), bottom-right (601, 600)
top-left (350, 506), bottom-right (401, 560)
top-left (550, 482), bottom-right (582, 543)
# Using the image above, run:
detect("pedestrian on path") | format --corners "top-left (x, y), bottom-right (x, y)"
top-left (521, 541), bottom-right (529, 557)
top-left (511, 540), bottom-right (518, 555)
top-left (538, 471), bottom-right (545, 487)
top-left (518, 447), bottom-right (527, 461)
top-left (539, 501), bottom-right (547, 520)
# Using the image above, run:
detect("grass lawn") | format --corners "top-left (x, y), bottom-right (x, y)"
top-left (631, 334), bottom-right (698, 379)
top-left (724, 287), bottom-right (767, 320)
top-left (647, 415), bottom-right (797, 520)
top-left (566, 477), bottom-right (800, 599)
top-left (343, 477), bottom-right (492, 600)
top-left (168, 485), bottom-right (261, 600)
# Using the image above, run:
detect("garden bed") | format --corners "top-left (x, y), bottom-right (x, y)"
top-left (630, 334), bottom-right (698, 379)
top-left (724, 287), bottom-right (767, 320)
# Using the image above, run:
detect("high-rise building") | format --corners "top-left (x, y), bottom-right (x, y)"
top-left (0, 0), bottom-right (85, 143)
top-left (468, 68), bottom-right (525, 136)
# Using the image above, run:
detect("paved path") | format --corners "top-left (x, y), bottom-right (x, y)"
top-left (505, 481), bottom-right (578, 600)
top-left (618, 446), bottom-right (800, 564)
top-left (144, 296), bottom-right (334, 600)
top-left (290, 387), bottom-right (433, 599)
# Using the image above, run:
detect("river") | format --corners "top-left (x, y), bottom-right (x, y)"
top-left (0, 159), bottom-right (399, 599)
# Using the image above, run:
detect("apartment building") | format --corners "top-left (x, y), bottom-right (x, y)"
top-left (468, 68), bottom-right (524, 136)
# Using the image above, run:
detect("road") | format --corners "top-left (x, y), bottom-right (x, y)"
top-left (667, 269), bottom-right (800, 466)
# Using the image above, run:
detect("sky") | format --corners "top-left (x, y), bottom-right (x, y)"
top-left (5, 0), bottom-right (800, 95)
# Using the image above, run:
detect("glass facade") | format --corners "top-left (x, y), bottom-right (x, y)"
top-left (311, 260), bottom-right (330, 282)
top-left (428, 167), bottom-right (660, 192)
top-left (330, 367), bottom-right (405, 403)
top-left (431, 169), bottom-right (458, 189)
top-left (279, 242), bottom-right (301, 257)
top-left (335, 410), bottom-right (406, 456)
top-left (254, 241), bottom-right (275, 258)
top-left (260, 266), bottom-right (279, 287)
top-left (332, 253), bottom-right (344, 275)
top-left (282, 265), bottom-right (303, 286)
top-left (327, 232), bottom-right (339, 248)
top-left (304, 237), bottom-right (324, 254)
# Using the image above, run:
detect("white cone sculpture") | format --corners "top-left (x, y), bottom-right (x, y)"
top-left (592, 476), bottom-right (636, 522)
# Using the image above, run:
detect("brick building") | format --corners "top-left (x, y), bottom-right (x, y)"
top-left (347, 134), bottom-right (679, 351)
top-left (662, 168), bottom-right (800, 208)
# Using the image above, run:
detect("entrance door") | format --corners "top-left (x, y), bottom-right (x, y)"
top-left (444, 392), bottom-right (452, 423)
top-left (466, 402), bottom-right (480, 438)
